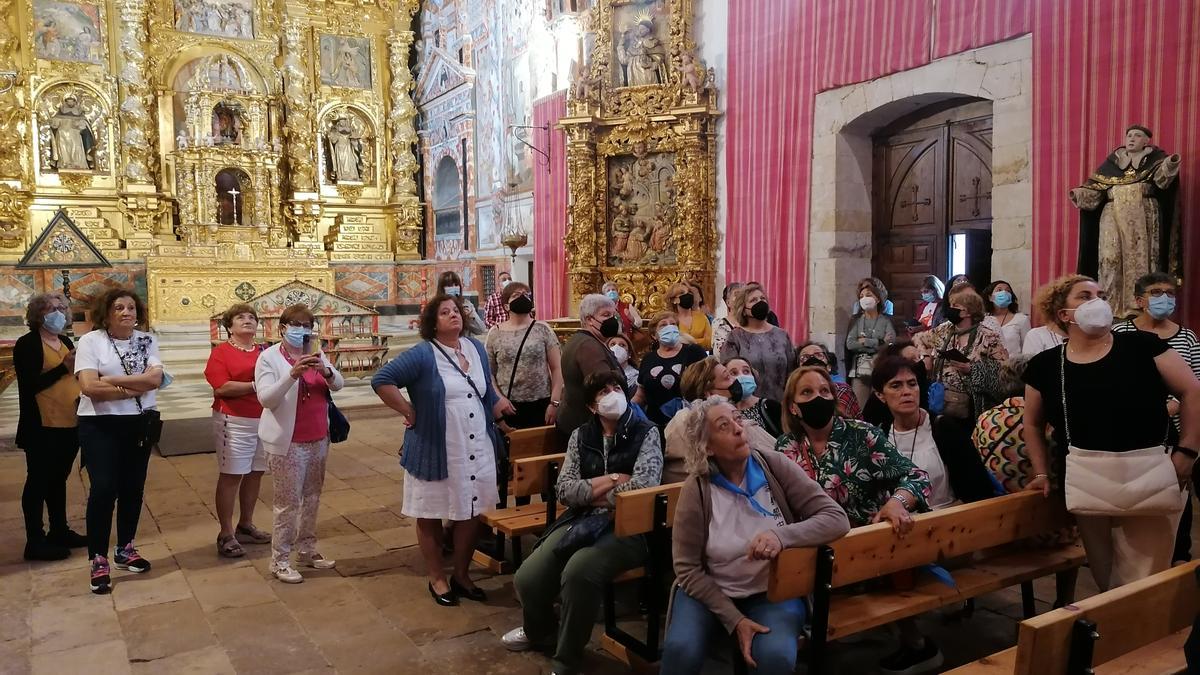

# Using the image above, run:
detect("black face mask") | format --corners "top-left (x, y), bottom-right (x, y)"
top-left (509, 294), bottom-right (533, 315)
top-left (944, 306), bottom-right (963, 324)
top-left (678, 293), bottom-right (695, 310)
top-left (727, 379), bottom-right (744, 403)
top-left (796, 395), bottom-right (836, 429)
top-left (598, 316), bottom-right (621, 338)
top-left (800, 356), bottom-right (827, 369)
top-left (749, 300), bottom-right (770, 321)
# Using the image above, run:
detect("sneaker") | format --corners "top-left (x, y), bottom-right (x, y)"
top-left (24, 539), bottom-right (70, 561)
top-left (299, 552), bottom-right (336, 569)
top-left (113, 543), bottom-right (151, 573)
top-left (501, 626), bottom-right (532, 652)
top-left (90, 555), bottom-right (111, 594)
top-left (272, 563), bottom-right (304, 584)
top-left (879, 638), bottom-right (944, 675)
top-left (47, 528), bottom-right (88, 549)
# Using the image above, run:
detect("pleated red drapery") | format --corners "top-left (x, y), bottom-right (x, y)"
top-left (531, 92), bottom-right (569, 320)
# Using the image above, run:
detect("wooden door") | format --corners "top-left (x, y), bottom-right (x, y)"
top-left (873, 114), bottom-right (992, 321)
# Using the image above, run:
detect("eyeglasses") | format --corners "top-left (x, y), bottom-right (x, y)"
top-left (285, 322), bottom-right (314, 329)
top-left (1145, 289), bottom-right (1176, 298)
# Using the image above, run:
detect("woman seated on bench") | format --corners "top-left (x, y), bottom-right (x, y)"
top-left (503, 371), bottom-right (663, 675)
top-left (661, 397), bottom-right (849, 674)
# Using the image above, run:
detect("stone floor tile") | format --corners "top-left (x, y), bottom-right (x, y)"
top-left (209, 603), bottom-right (329, 674)
top-left (118, 598), bottom-right (215, 663)
top-left (183, 562), bottom-right (277, 614)
top-left (112, 568), bottom-right (194, 612)
top-left (31, 593), bottom-right (123, 655)
top-left (129, 645), bottom-right (236, 675)
top-left (31, 638), bottom-right (130, 675)
top-left (0, 636), bottom-right (32, 675)
top-left (314, 627), bottom-right (423, 674)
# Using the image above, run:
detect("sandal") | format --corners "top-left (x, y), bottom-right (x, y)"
top-left (235, 524), bottom-right (272, 544)
top-left (217, 534), bottom-right (245, 558)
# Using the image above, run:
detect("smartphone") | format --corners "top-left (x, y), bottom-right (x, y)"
top-left (302, 333), bottom-right (313, 355)
top-left (939, 348), bottom-right (970, 363)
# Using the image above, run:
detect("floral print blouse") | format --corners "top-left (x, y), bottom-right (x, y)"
top-left (774, 417), bottom-right (931, 527)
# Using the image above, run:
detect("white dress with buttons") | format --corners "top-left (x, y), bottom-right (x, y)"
top-left (401, 340), bottom-right (499, 521)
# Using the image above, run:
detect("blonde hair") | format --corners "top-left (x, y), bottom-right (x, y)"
top-left (728, 282), bottom-right (764, 328)
top-left (647, 310), bottom-right (678, 331)
top-left (781, 366), bottom-right (837, 435)
top-left (1036, 274), bottom-right (1094, 333)
top-left (666, 282), bottom-right (691, 306)
top-left (680, 357), bottom-right (722, 401)
top-left (948, 286), bottom-right (986, 323)
top-left (680, 396), bottom-right (731, 477)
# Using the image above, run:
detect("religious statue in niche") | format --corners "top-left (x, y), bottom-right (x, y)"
top-left (46, 93), bottom-right (96, 171)
top-left (606, 142), bottom-right (678, 266)
top-left (325, 116), bottom-right (364, 183)
top-left (320, 34), bottom-right (372, 89)
top-left (1071, 124), bottom-right (1181, 318)
top-left (215, 168), bottom-right (248, 225)
top-left (211, 103), bottom-right (243, 145)
top-left (615, 11), bottom-right (668, 87)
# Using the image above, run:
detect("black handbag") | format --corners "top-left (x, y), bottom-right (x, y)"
top-left (553, 512), bottom-right (614, 560)
top-left (327, 392), bottom-right (350, 443)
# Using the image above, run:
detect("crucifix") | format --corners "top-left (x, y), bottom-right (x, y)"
top-left (226, 186), bottom-right (241, 224)
top-left (958, 176), bottom-right (991, 218)
top-left (899, 184), bottom-right (932, 222)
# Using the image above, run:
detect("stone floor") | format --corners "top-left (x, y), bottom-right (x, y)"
top-left (1, 410), bottom-right (1173, 674)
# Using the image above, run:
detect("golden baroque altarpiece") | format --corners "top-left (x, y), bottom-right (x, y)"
top-left (0, 0), bottom-right (425, 321)
top-left (562, 0), bottom-right (719, 312)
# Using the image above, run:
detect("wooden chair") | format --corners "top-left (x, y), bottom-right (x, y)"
top-left (476, 453), bottom-right (565, 571)
top-left (600, 482), bottom-right (684, 670)
top-left (476, 426), bottom-right (565, 573)
top-left (768, 491), bottom-right (1086, 673)
top-left (947, 560), bottom-right (1198, 674)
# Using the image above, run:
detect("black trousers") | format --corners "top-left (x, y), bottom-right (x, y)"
top-left (22, 427), bottom-right (79, 540)
top-left (80, 416), bottom-right (152, 558)
top-left (505, 397), bottom-right (551, 430)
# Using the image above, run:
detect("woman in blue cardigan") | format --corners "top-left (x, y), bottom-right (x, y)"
top-left (373, 294), bottom-right (513, 606)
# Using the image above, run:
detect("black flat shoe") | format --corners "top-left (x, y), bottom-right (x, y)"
top-left (428, 582), bottom-right (458, 607)
top-left (47, 529), bottom-right (88, 549)
top-left (450, 577), bottom-right (487, 602)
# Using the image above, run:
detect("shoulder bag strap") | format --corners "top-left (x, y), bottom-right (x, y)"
top-left (107, 333), bottom-right (145, 413)
top-left (505, 321), bottom-right (537, 400)
top-left (431, 340), bottom-right (489, 415)
top-left (1059, 345), bottom-right (1072, 447)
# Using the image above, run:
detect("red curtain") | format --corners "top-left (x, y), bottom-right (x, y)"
top-left (532, 92), bottom-right (569, 319)
top-left (727, 0), bottom-right (1200, 335)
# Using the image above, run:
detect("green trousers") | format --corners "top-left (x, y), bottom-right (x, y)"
top-left (513, 524), bottom-right (646, 674)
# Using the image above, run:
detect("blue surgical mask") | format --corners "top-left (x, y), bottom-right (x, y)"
top-left (921, 291), bottom-right (938, 304)
top-left (1148, 295), bottom-right (1176, 320)
top-left (657, 325), bottom-right (681, 346)
top-left (992, 291), bottom-right (1013, 309)
top-left (445, 286), bottom-right (461, 297)
top-left (283, 326), bottom-right (311, 348)
top-left (42, 309), bottom-right (67, 334)
top-left (606, 290), bottom-right (619, 302)
top-left (735, 374), bottom-right (757, 399)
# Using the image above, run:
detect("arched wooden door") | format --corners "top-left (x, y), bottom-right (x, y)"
top-left (873, 113), bottom-right (992, 321)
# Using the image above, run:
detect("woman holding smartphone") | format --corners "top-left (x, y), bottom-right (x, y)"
top-left (915, 286), bottom-right (1009, 422)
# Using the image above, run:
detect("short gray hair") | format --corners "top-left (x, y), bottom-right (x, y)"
top-left (579, 293), bottom-right (616, 323)
top-left (681, 396), bottom-right (733, 477)
top-left (1000, 354), bottom-right (1032, 398)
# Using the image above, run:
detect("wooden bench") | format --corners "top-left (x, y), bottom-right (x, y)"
top-left (947, 560), bottom-right (1198, 675)
top-left (600, 482), bottom-right (684, 670)
top-left (768, 491), bottom-right (1086, 673)
top-left (476, 453), bottom-right (565, 572)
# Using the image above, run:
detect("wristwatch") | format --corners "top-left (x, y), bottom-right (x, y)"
top-left (609, 472), bottom-right (620, 484)
top-left (550, 400), bottom-right (561, 407)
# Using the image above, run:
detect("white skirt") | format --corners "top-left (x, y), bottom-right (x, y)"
top-left (401, 399), bottom-right (498, 521)
top-left (213, 412), bottom-right (268, 475)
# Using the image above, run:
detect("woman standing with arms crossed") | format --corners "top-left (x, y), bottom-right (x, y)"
top-left (256, 304), bottom-right (344, 584)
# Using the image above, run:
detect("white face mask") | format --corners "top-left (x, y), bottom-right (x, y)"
top-left (611, 344), bottom-right (629, 364)
top-left (596, 390), bottom-right (628, 420)
top-left (859, 296), bottom-right (877, 312)
top-left (1068, 297), bottom-right (1114, 336)
top-left (500, 279), bottom-right (510, 289)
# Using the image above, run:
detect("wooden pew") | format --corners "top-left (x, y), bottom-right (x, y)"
top-left (947, 560), bottom-right (1198, 675)
top-left (476, 426), bottom-right (566, 573)
top-left (768, 491), bottom-right (1086, 673)
top-left (600, 482), bottom-right (684, 670)
top-left (476, 453), bottom-right (565, 571)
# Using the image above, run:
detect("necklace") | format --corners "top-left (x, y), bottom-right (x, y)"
top-left (890, 410), bottom-right (924, 460)
top-left (227, 338), bottom-right (258, 352)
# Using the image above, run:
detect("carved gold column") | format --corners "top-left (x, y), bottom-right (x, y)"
top-left (562, 124), bottom-right (600, 304)
top-left (281, 18), bottom-right (322, 252)
top-left (115, 0), bottom-right (165, 251)
top-left (0, 0), bottom-right (30, 254)
top-left (386, 26), bottom-right (422, 260)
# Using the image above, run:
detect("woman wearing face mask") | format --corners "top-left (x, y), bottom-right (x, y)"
top-left (485, 282), bottom-right (563, 430)
top-left (15, 292), bottom-right (86, 561)
top-left (668, 282), bottom-right (713, 351)
top-left (503, 372), bottom-right (663, 673)
top-left (373, 295), bottom-right (510, 604)
top-left (1023, 275), bottom-right (1200, 591)
top-left (774, 367), bottom-right (931, 534)
top-left (719, 283), bottom-right (796, 402)
top-left (712, 282), bottom-right (744, 357)
top-left (633, 312), bottom-right (708, 427)
top-left (915, 286), bottom-right (1009, 421)
top-left (845, 285), bottom-right (897, 408)
top-left (795, 342), bottom-right (862, 420)
top-left (982, 280), bottom-right (1031, 357)
top-left (437, 271), bottom-right (486, 336)
top-left (557, 294), bottom-right (628, 439)
top-left (602, 281), bottom-right (643, 339)
top-left (723, 358), bottom-right (785, 438)
top-left (913, 276), bottom-right (946, 333)
top-left (256, 304), bottom-right (344, 584)
top-left (607, 334), bottom-right (640, 390)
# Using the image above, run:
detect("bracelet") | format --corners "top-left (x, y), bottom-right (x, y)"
top-left (890, 493), bottom-right (911, 510)
top-left (1172, 446), bottom-right (1199, 460)
top-left (116, 385), bottom-right (128, 398)
top-left (1034, 473), bottom-right (1050, 479)
top-left (550, 400), bottom-right (561, 407)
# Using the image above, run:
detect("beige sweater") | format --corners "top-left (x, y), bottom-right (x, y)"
top-left (671, 450), bottom-right (850, 632)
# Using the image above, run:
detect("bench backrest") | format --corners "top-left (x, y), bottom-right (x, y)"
top-left (768, 491), bottom-right (1071, 601)
top-left (613, 483), bottom-right (684, 537)
top-left (508, 425), bottom-right (566, 461)
top-left (512, 453), bottom-right (565, 498)
top-left (1014, 560), bottom-right (1200, 675)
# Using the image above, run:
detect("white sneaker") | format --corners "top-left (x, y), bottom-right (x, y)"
top-left (501, 626), bottom-right (531, 652)
top-left (299, 553), bottom-right (336, 569)
top-left (272, 564), bottom-right (304, 584)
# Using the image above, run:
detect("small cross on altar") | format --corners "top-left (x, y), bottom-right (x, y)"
top-left (226, 186), bottom-right (241, 224)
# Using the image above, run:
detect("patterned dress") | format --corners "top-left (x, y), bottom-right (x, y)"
top-left (915, 321), bottom-right (1009, 418)
top-left (774, 417), bottom-right (931, 527)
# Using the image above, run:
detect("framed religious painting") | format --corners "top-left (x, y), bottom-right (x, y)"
top-left (31, 0), bottom-right (107, 65)
top-left (319, 34), bottom-right (373, 90)
top-left (605, 142), bottom-right (677, 267)
top-left (173, 0), bottom-right (254, 40)
top-left (610, 0), bottom-right (670, 89)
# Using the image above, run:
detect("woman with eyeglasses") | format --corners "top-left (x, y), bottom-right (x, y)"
top-left (437, 270), bottom-right (486, 336)
top-left (255, 304), bottom-right (344, 584)
top-left (485, 282), bottom-right (564, 430)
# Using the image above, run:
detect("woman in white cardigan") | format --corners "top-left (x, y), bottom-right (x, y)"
top-left (256, 304), bottom-right (344, 584)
